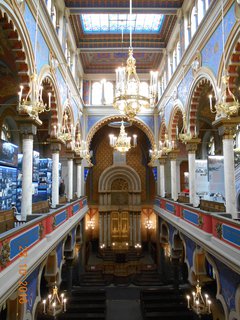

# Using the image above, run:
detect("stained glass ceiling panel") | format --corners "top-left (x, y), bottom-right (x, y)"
top-left (81, 14), bottom-right (164, 34)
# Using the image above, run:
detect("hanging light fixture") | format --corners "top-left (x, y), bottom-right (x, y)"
top-left (42, 284), bottom-right (67, 317)
top-left (74, 132), bottom-right (89, 158)
top-left (113, 0), bottom-right (158, 120)
top-left (109, 120), bottom-right (137, 153)
top-left (144, 218), bottom-right (153, 230)
top-left (178, 112), bottom-right (197, 144)
top-left (159, 134), bottom-right (175, 154)
top-left (208, 0), bottom-right (240, 119)
top-left (18, 0), bottom-right (51, 123)
top-left (54, 108), bottom-right (73, 143)
top-left (186, 249), bottom-right (211, 317)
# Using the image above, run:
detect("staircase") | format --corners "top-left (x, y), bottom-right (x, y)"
top-left (58, 288), bottom-right (106, 320)
top-left (141, 287), bottom-right (196, 320)
top-left (132, 270), bottom-right (163, 286)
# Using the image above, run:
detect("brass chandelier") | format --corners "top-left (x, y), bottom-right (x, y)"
top-left (113, 0), bottom-right (158, 120)
top-left (178, 113), bottom-right (197, 144)
top-left (42, 284), bottom-right (67, 317)
top-left (186, 280), bottom-right (211, 317)
top-left (109, 120), bottom-right (137, 153)
top-left (18, 0), bottom-right (51, 123)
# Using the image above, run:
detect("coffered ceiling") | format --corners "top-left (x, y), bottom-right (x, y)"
top-left (65, 0), bottom-right (183, 74)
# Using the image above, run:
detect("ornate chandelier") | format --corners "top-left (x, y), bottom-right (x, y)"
top-left (42, 285), bottom-right (67, 317)
top-left (186, 280), bottom-right (211, 317)
top-left (178, 113), bottom-right (197, 144)
top-left (74, 133), bottom-right (89, 158)
top-left (18, 0), bottom-right (51, 123)
top-left (18, 74), bottom-right (51, 122)
top-left (208, 0), bottom-right (240, 119)
top-left (54, 109), bottom-right (73, 143)
top-left (109, 121), bottom-right (137, 153)
top-left (159, 134), bottom-right (175, 154)
top-left (145, 218), bottom-right (153, 229)
top-left (113, 0), bottom-right (158, 120)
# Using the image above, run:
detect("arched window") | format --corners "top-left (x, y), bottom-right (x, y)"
top-left (46, 0), bottom-right (52, 15)
top-left (51, 5), bottom-right (57, 29)
top-left (140, 82), bottom-right (149, 97)
top-left (198, 0), bottom-right (205, 23)
top-left (92, 82), bottom-right (102, 105)
top-left (104, 81), bottom-right (113, 104)
top-left (191, 6), bottom-right (197, 37)
top-left (176, 41), bottom-right (181, 64)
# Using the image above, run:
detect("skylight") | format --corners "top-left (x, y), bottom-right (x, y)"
top-left (81, 14), bottom-right (164, 34)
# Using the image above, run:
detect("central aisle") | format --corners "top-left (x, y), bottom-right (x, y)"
top-left (106, 287), bottom-right (143, 320)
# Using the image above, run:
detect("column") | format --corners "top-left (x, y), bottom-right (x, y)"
top-left (67, 154), bottom-right (74, 201)
top-left (104, 213), bottom-right (107, 246)
top-left (107, 213), bottom-right (111, 247)
top-left (157, 164), bottom-right (161, 195)
top-left (213, 118), bottom-right (239, 218)
top-left (75, 158), bottom-right (82, 198)
top-left (99, 213), bottom-right (103, 245)
top-left (137, 213), bottom-right (141, 243)
top-left (186, 138), bottom-right (200, 207)
top-left (51, 143), bottom-right (61, 208)
top-left (159, 156), bottom-right (167, 197)
top-left (129, 212), bottom-right (133, 246)
top-left (169, 150), bottom-right (179, 201)
top-left (133, 213), bottom-right (137, 245)
top-left (21, 135), bottom-right (34, 220)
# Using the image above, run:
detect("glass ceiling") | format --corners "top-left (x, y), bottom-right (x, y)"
top-left (81, 14), bottom-right (164, 34)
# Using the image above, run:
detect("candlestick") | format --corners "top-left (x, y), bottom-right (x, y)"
top-left (208, 300), bottom-right (211, 313)
top-left (186, 295), bottom-right (190, 308)
top-left (43, 299), bottom-right (46, 313)
top-left (209, 94), bottom-right (213, 110)
top-left (63, 298), bottom-right (67, 312)
top-left (48, 92), bottom-right (52, 108)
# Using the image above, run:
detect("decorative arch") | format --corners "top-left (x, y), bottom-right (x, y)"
top-left (0, 3), bottom-right (35, 90)
top-left (229, 284), bottom-right (240, 320)
top-left (38, 67), bottom-right (62, 138)
top-left (205, 253), bottom-right (229, 320)
top-left (186, 70), bottom-right (217, 131)
top-left (158, 119), bottom-right (167, 141)
top-left (99, 165), bottom-right (141, 193)
top-left (168, 101), bottom-right (185, 140)
top-left (86, 115), bottom-right (155, 151)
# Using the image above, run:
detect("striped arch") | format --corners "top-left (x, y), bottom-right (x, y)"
top-left (158, 119), bottom-right (167, 142)
top-left (186, 71), bottom-right (217, 132)
top-left (168, 100), bottom-right (185, 141)
top-left (216, 18), bottom-right (240, 95)
top-left (0, 3), bottom-right (35, 97)
top-left (38, 67), bottom-right (62, 138)
top-left (86, 115), bottom-right (155, 151)
top-left (226, 39), bottom-right (240, 103)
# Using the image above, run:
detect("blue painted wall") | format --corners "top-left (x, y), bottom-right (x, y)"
top-left (201, 3), bottom-right (235, 77)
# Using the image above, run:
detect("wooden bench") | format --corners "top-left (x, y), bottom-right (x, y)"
top-left (32, 200), bottom-right (50, 213)
top-left (200, 199), bottom-right (226, 212)
top-left (0, 209), bottom-right (14, 233)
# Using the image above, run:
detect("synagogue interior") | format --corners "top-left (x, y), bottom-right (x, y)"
top-left (0, 0), bottom-right (240, 319)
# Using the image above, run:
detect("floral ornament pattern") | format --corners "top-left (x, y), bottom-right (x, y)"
top-left (0, 242), bottom-right (10, 267)
top-left (198, 215), bottom-right (204, 228)
top-left (38, 223), bottom-right (44, 238)
top-left (215, 222), bottom-right (223, 239)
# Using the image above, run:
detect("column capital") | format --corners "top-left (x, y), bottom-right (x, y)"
top-left (75, 156), bottom-right (83, 164)
top-left (186, 138), bottom-right (201, 153)
top-left (50, 141), bottom-right (62, 152)
top-left (66, 151), bottom-right (75, 159)
top-left (16, 116), bottom-right (39, 136)
top-left (212, 117), bottom-right (240, 139)
top-left (159, 155), bottom-right (167, 165)
top-left (168, 149), bottom-right (180, 160)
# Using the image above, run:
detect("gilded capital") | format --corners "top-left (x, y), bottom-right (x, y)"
top-left (186, 138), bottom-right (201, 153)
top-left (212, 117), bottom-right (240, 139)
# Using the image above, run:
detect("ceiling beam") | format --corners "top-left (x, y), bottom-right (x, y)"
top-left (69, 7), bottom-right (179, 15)
top-left (78, 47), bottom-right (164, 53)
